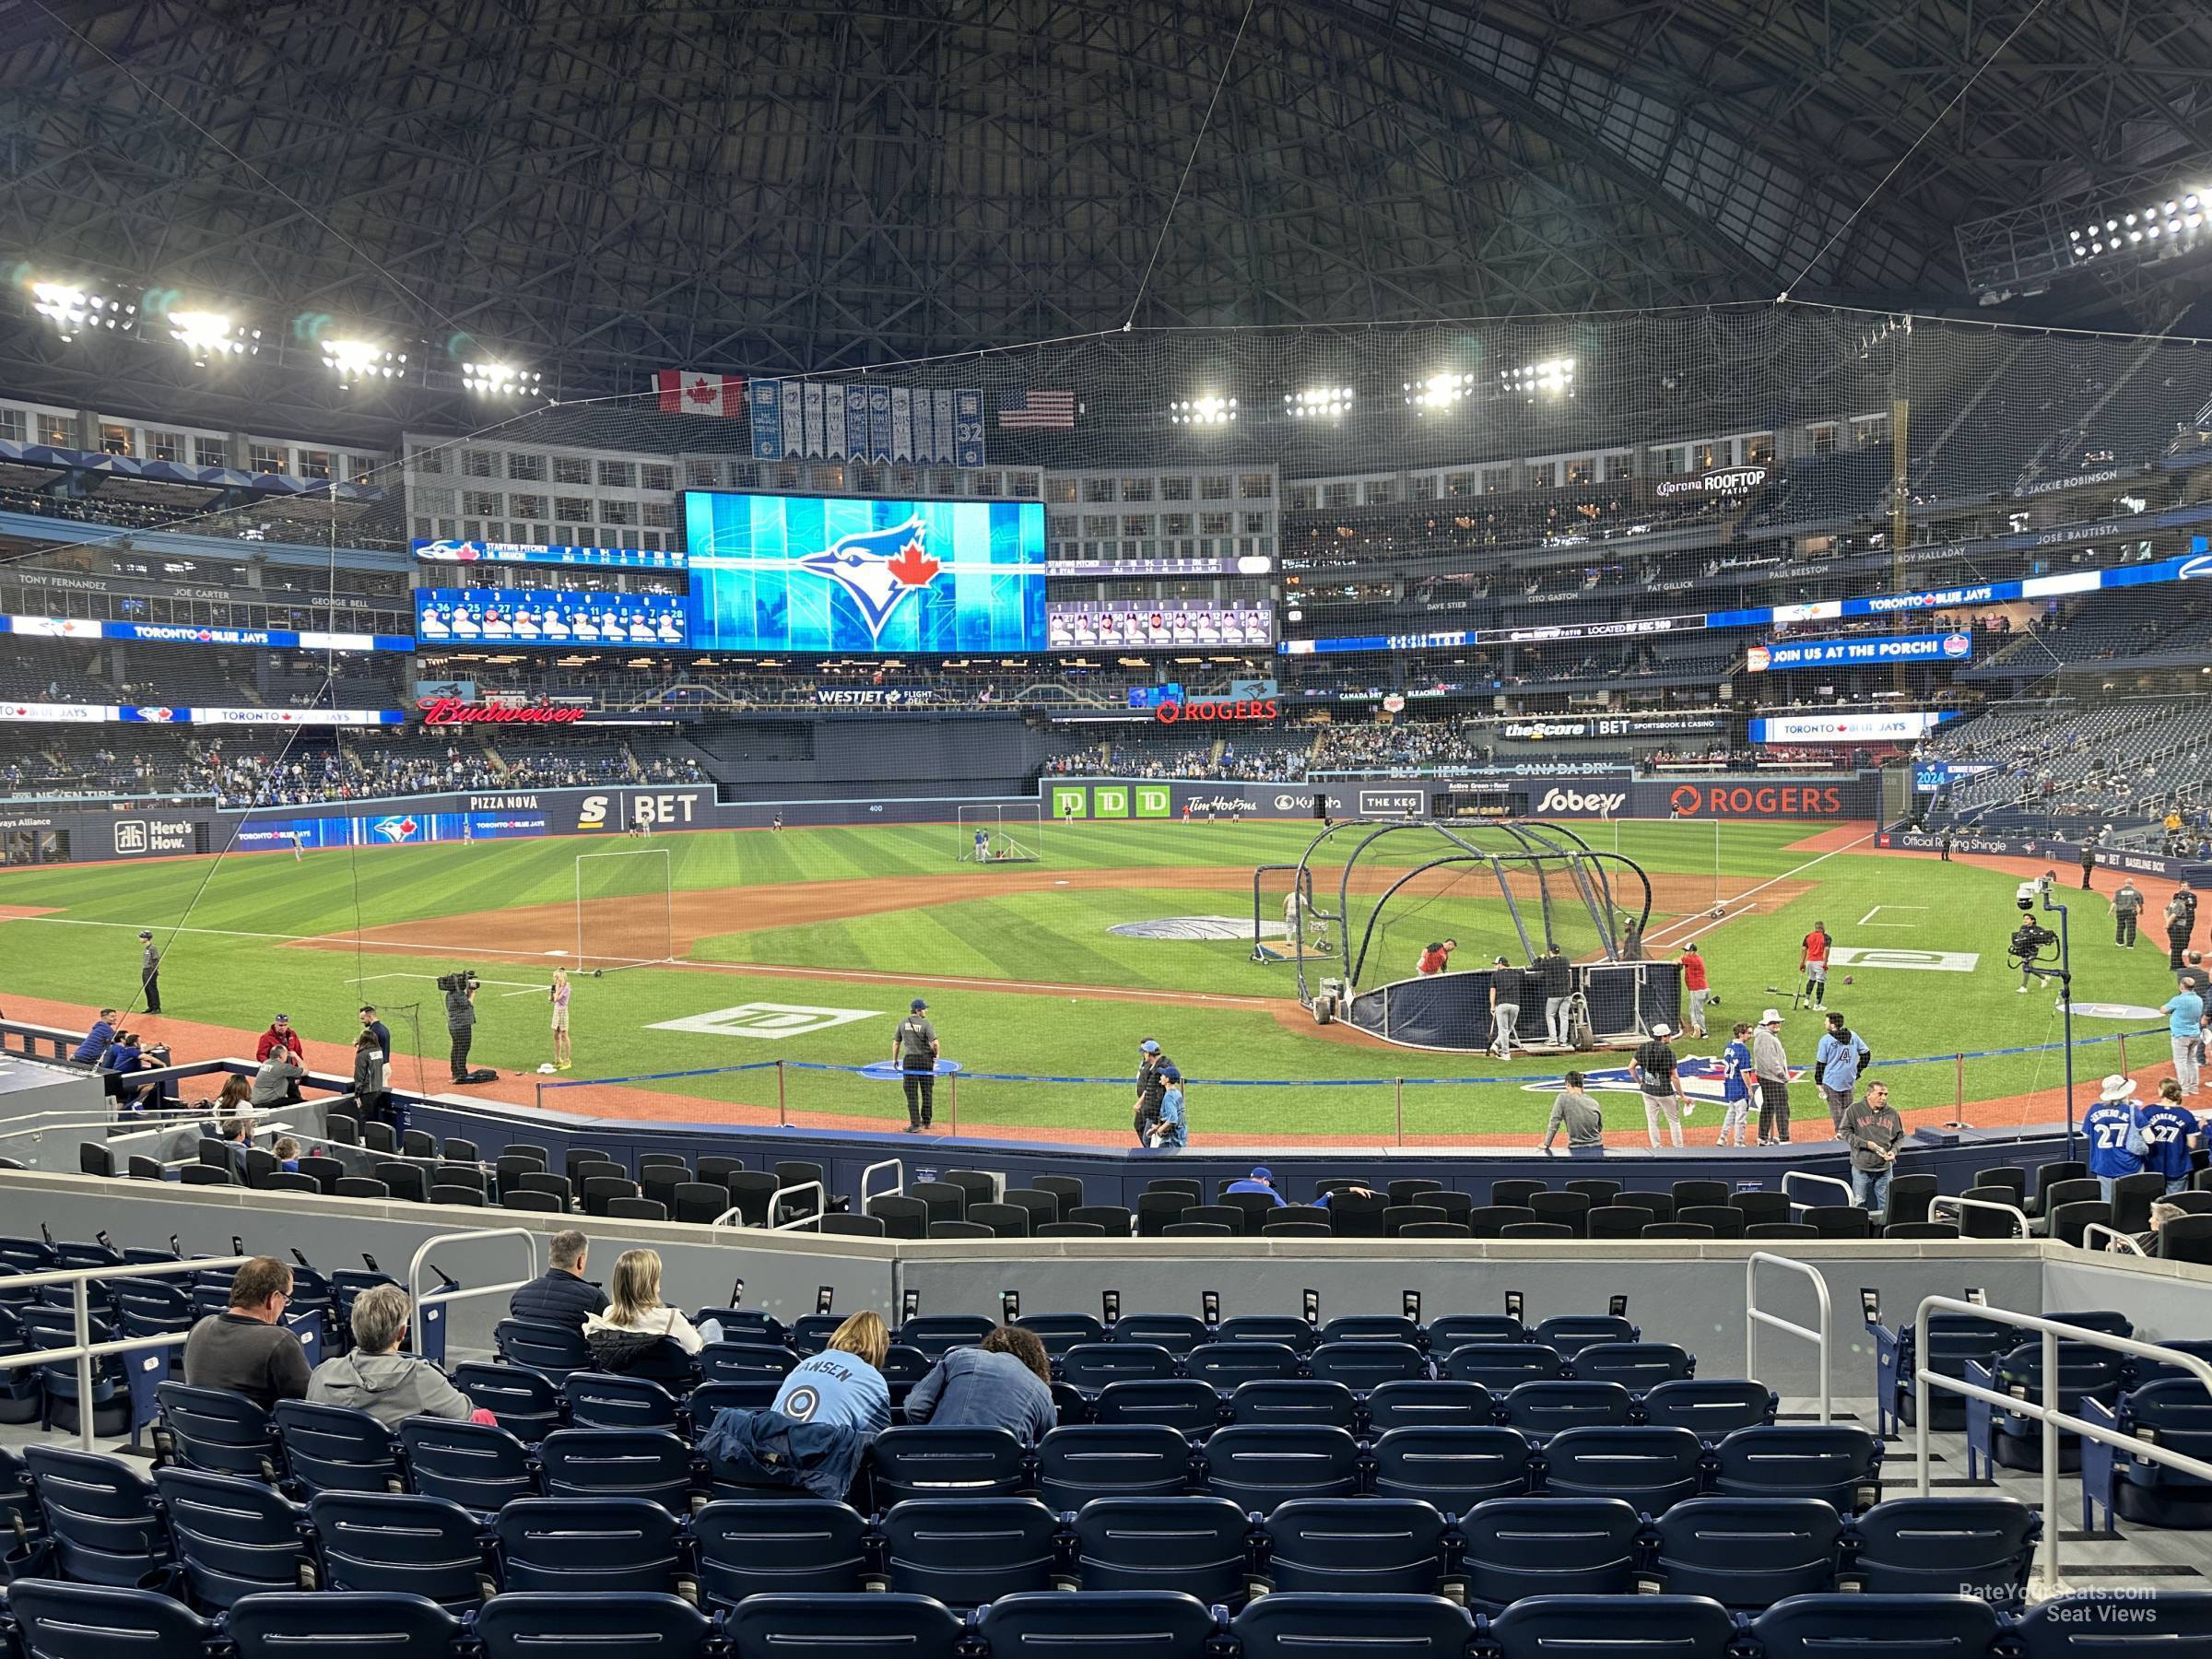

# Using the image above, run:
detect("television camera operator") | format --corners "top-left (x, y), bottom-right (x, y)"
top-left (441, 970), bottom-right (480, 1084)
top-left (2008, 881), bottom-right (2062, 996)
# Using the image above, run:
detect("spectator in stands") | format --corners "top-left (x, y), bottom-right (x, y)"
top-left (2112, 879), bottom-right (2145, 948)
top-left (70, 1008), bottom-right (117, 1065)
top-left (306, 1284), bottom-right (499, 1428)
top-left (902, 1325), bottom-right (1055, 1444)
top-left (1539, 1071), bottom-right (1604, 1156)
top-left (510, 1230), bottom-right (608, 1325)
top-left (2142, 1078), bottom-right (2201, 1194)
top-left (582, 1248), bottom-right (704, 1363)
top-left (271, 1135), bottom-right (300, 1172)
top-left (255, 1014), bottom-right (305, 1103)
top-left (359, 1005), bottom-right (391, 1062)
top-left (250, 1043), bottom-right (305, 1110)
top-left (181, 1255), bottom-right (311, 1412)
top-left (1222, 1165), bottom-right (1284, 1206)
top-left (1679, 942), bottom-right (1710, 1038)
top-left (1752, 1007), bottom-right (1793, 1144)
top-left (1841, 1079), bottom-right (1903, 1212)
top-left (1814, 1011), bottom-right (1871, 1131)
top-left (1630, 1023), bottom-right (1684, 1149)
top-left (98, 1028), bottom-right (161, 1112)
top-left (2086, 1075), bottom-right (2147, 1200)
top-left (213, 1072), bottom-right (253, 1124)
top-left (2114, 1200), bottom-right (2188, 1256)
top-left (772, 1311), bottom-right (891, 1436)
top-left (2166, 975), bottom-right (2205, 1097)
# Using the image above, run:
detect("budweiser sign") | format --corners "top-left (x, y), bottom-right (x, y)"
top-left (416, 697), bottom-right (587, 726)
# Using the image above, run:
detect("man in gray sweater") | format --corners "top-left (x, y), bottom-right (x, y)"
top-left (182, 1256), bottom-right (310, 1412)
top-left (1750, 1007), bottom-right (1793, 1145)
top-left (307, 1284), bottom-right (494, 1428)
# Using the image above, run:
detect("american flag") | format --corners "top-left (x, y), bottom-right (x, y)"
top-left (997, 389), bottom-right (1077, 429)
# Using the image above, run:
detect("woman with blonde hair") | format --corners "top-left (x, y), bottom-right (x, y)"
top-left (548, 969), bottom-right (572, 1072)
top-left (771, 1309), bottom-right (890, 1435)
top-left (582, 1248), bottom-right (704, 1359)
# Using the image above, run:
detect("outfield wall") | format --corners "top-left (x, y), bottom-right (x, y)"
top-left (1, 770), bottom-right (1878, 865)
top-left (1880, 826), bottom-right (2212, 884)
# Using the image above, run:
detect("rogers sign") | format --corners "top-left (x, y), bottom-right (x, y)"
top-left (1154, 698), bottom-right (1279, 724)
top-left (417, 697), bottom-right (587, 726)
top-left (1666, 782), bottom-right (1843, 818)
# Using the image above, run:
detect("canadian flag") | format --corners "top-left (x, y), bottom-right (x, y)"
top-left (655, 369), bottom-right (745, 417)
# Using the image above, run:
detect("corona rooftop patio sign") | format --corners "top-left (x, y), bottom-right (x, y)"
top-left (416, 697), bottom-right (588, 726)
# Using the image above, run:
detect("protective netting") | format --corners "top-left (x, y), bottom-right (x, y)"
top-left (573, 848), bottom-right (675, 971)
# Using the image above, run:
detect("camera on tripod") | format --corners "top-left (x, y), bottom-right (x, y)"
top-left (435, 970), bottom-right (479, 994)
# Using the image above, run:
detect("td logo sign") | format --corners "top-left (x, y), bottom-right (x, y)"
top-left (1135, 786), bottom-right (1171, 818)
top-left (1093, 786), bottom-right (1130, 818)
top-left (1050, 786), bottom-right (1088, 820)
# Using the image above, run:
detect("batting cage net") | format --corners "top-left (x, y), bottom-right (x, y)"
top-left (574, 848), bottom-right (675, 971)
top-left (958, 804), bottom-right (1042, 865)
top-left (1252, 862), bottom-right (1324, 964)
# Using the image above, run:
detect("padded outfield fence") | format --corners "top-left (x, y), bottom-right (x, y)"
top-left (531, 1025), bottom-right (2159, 1147)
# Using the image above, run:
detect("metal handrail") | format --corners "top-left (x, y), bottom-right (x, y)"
top-left (1781, 1170), bottom-right (1854, 1211)
top-left (1912, 1294), bottom-right (2212, 1596)
top-left (860, 1159), bottom-right (902, 1209)
top-left (1928, 1193), bottom-right (2030, 1238)
top-left (0, 1253), bottom-right (253, 1452)
top-left (769, 1182), bottom-right (827, 1231)
top-left (1744, 1251), bottom-right (1832, 1423)
top-left (405, 1229), bottom-right (540, 1355)
top-left (2079, 1222), bottom-right (2147, 1256)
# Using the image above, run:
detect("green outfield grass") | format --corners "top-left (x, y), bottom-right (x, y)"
top-left (0, 820), bottom-right (2167, 1135)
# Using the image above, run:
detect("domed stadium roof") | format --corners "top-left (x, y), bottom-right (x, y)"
top-left (0, 0), bottom-right (2204, 395)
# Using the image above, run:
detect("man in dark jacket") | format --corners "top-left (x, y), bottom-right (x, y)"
top-left (1535, 950), bottom-right (1572, 1046)
top-left (1132, 1039), bottom-right (1179, 1145)
top-left (508, 1230), bottom-right (607, 1325)
top-left (902, 1327), bottom-right (1056, 1444)
top-left (1841, 1080), bottom-right (1905, 1213)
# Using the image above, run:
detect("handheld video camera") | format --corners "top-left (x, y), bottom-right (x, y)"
top-left (435, 970), bottom-right (480, 994)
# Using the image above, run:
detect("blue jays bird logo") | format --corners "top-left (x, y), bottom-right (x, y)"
top-left (371, 816), bottom-right (420, 843)
top-left (797, 518), bottom-right (940, 643)
top-left (1518, 1055), bottom-right (1805, 1103)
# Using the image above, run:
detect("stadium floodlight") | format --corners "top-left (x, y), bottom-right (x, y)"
top-left (32, 281), bottom-right (134, 341)
top-left (1500, 356), bottom-right (1576, 400)
top-left (2063, 185), bottom-right (2206, 265)
top-left (1285, 386), bottom-right (1354, 418)
top-left (168, 310), bottom-right (260, 364)
top-left (1169, 394), bottom-right (1237, 426)
top-left (464, 360), bottom-right (541, 396)
top-left (1403, 371), bottom-right (1474, 413)
top-left (322, 337), bottom-right (406, 383)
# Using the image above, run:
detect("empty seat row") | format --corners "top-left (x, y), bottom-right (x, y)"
top-left (10, 1580), bottom-right (2203, 1659)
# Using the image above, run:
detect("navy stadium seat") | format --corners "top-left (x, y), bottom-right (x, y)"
top-left (1851, 1496), bottom-right (2041, 1608)
top-left (1489, 1594), bottom-right (1735, 1659)
top-left (1535, 1315), bottom-right (1639, 1356)
top-left (2083, 1380), bottom-right (2212, 1529)
top-left (1541, 1426), bottom-right (1705, 1514)
top-left (722, 1594), bottom-right (965, 1659)
top-left (1428, 1314), bottom-right (1526, 1348)
top-left (1071, 1495), bottom-right (1252, 1604)
top-left (4, 1580), bottom-right (214, 1659)
top-left (1016, 1312), bottom-right (1104, 1355)
top-left (1870, 1312), bottom-right (2012, 1435)
top-left (228, 1591), bottom-right (462, 1659)
top-left (1263, 1497), bottom-right (1450, 1595)
top-left (560, 1371), bottom-right (681, 1433)
top-left (493, 1496), bottom-right (683, 1594)
top-left (1062, 1342), bottom-right (1178, 1392)
top-left (1752, 1593), bottom-right (2005, 1659)
top-left (1227, 1379), bottom-right (1358, 1430)
top-left (1460, 1497), bottom-right (1642, 1612)
top-left (1036, 1424), bottom-right (1193, 1507)
top-left (1648, 1497), bottom-right (1842, 1608)
top-left (536, 1429), bottom-right (695, 1512)
top-left (453, 1363), bottom-right (562, 1441)
top-left (1370, 1426), bottom-right (1534, 1509)
top-left (475, 1592), bottom-right (712, 1659)
top-left (154, 1382), bottom-right (277, 1478)
top-left (397, 1418), bottom-right (537, 1512)
top-left (270, 1402), bottom-right (402, 1497)
top-left (897, 1314), bottom-right (997, 1359)
top-left (1230, 1593), bottom-right (1476, 1659)
top-left (154, 1467), bottom-right (314, 1608)
top-left (1092, 1379), bottom-right (1222, 1438)
top-left (22, 1444), bottom-right (174, 1586)
top-left (878, 1495), bottom-right (1063, 1606)
top-left (1366, 1379), bottom-right (1494, 1432)
top-left (1187, 1340), bottom-right (1301, 1387)
top-left (1216, 1314), bottom-right (1319, 1352)
top-left (1322, 1314), bottom-right (1423, 1347)
top-left (867, 1425), bottom-right (1027, 1504)
top-left (974, 1591), bottom-right (1218, 1659)
top-left (1112, 1313), bottom-right (1210, 1355)
top-left (1500, 1380), bottom-right (1633, 1438)
top-left (1308, 1340), bottom-right (1425, 1391)
top-left (693, 1498), bottom-right (872, 1607)
top-left (1442, 1342), bottom-right (1563, 1389)
top-left (698, 1343), bottom-right (798, 1386)
top-left (310, 1490), bottom-right (492, 1608)
top-left (1641, 1378), bottom-right (1778, 1436)
top-left (1711, 1424), bottom-right (1883, 1511)
top-left (1572, 1342), bottom-right (1694, 1389)
top-left (493, 1318), bottom-right (589, 1381)
top-left (1200, 1424), bottom-right (1361, 1512)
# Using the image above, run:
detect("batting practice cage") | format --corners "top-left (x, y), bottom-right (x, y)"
top-left (574, 848), bottom-right (676, 971)
top-left (1256, 817), bottom-right (1680, 1053)
top-left (958, 803), bottom-right (1043, 865)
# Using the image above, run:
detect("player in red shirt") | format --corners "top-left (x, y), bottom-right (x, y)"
top-left (1416, 938), bottom-right (1457, 976)
top-left (1679, 942), bottom-right (1711, 1038)
top-left (1799, 922), bottom-right (1831, 1011)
